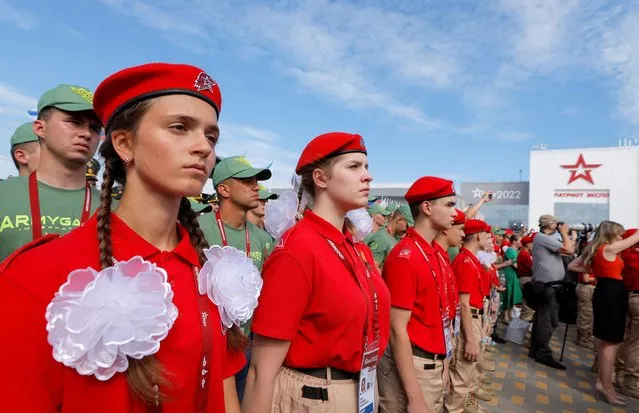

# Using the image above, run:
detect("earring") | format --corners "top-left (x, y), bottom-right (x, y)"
top-left (124, 157), bottom-right (132, 166)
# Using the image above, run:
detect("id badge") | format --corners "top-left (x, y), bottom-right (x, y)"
top-left (358, 338), bottom-right (379, 413)
top-left (443, 312), bottom-right (453, 360)
top-left (454, 304), bottom-right (461, 337)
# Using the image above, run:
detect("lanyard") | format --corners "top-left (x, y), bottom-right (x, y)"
top-left (435, 248), bottom-right (458, 303)
top-left (214, 210), bottom-right (251, 257)
top-left (413, 240), bottom-right (449, 316)
top-left (327, 238), bottom-right (380, 342)
top-left (462, 250), bottom-right (487, 296)
top-left (192, 266), bottom-right (214, 413)
top-left (28, 171), bottom-right (92, 240)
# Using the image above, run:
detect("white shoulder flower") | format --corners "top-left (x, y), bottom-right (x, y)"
top-left (197, 245), bottom-right (263, 329)
top-left (45, 257), bottom-right (178, 381)
top-left (264, 190), bottom-right (298, 240)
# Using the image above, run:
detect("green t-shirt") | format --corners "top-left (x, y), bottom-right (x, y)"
top-left (366, 227), bottom-right (398, 268)
top-left (197, 212), bottom-right (274, 271)
top-left (448, 247), bottom-right (460, 263)
top-left (0, 176), bottom-right (101, 262)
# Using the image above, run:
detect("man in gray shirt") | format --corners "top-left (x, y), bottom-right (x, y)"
top-left (529, 214), bottom-right (576, 370)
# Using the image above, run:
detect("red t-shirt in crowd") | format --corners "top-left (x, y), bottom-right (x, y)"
top-left (622, 246), bottom-right (639, 290)
top-left (0, 214), bottom-right (244, 413)
top-left (453, 248), bottom-right (485, 309)
top-left (383, 228), bottom-right (450, 355)
top-left (434, 241), bottom-right (459, 320)
top-left (517, 249), bottom-right (533, 278)
top-left (592, 245), bottom-right (624, 281)
top-left (251, 210), bottom-right (391, 373)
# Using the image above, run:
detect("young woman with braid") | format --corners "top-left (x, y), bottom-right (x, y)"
top-left (0, 63), bottom-right (247, 412)
top-left (243, 132), bottom-right (391, 413)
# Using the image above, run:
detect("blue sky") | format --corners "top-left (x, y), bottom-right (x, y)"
top-left (1, 0), bottom-right (638, 187)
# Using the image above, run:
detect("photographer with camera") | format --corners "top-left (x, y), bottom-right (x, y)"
top-left (528, 215), bottom-right (576, 370)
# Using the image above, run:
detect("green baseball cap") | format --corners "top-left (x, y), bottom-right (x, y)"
top-left (189, 197), bottom-right (212, 213)
top-left (385, 203), bottom-right (400, 215)
top-left (258, 184), bottom-right (278, 200)
top-left (10, 122), bottom-right (39, 147)
top-left (212, 155), bottom-right (272, 186)
top-left (367, 204), bottom-right (391, 216)
top-left (492, 227), bottom-right (505, 236)
top-left (397, 204), bottom-right (414, 227)
top-left (37, 84), bottom-right (95, 113)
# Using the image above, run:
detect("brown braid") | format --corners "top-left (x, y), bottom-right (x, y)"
top-left (177, 197), bottom-right (249, 352)
top-left (97, 100), bottom-right (168, 406)
top-left (97, 158), bottom-right (115, 268)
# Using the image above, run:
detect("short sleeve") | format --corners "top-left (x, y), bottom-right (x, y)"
top-left (222, 346), bottom-right (247, 379)
top-left (0, 277), bottom-right (63, 412)
top-left (505, 248), bottom-right (517, 261)
top-left (382, 252), bottom-right (417, 310)
top-left (537, 233), bottom-right (563, 253)
top-left (453, 256), bottom-right (477, 294)
top-left (251, 252), bottom-right (311, 341)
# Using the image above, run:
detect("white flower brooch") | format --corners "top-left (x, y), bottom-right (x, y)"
top-left (45, 257), bottom-right (178, 381)
top-left (197, 245), bottom-right (263, 329)
top-left (264, 190), bottom-right (299, 240)
top-left (346, 208), bottom-right (374, 243)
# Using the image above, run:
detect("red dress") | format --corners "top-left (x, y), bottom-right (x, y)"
top-left (0, 214), bottom-right (244, 413)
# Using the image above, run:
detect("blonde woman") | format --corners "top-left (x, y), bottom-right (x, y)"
top-left (569, 221), bottom-right (639, 406)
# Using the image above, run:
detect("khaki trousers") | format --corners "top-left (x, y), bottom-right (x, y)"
top-left (519, 276), bottom-right (535, 322)
top-left (272, 366), bottom-right (363, 413)
top-left (576, 283), bottom-right (596, 349)
top-left (446, 316), bottom-right (482, 413)
top-left (621, 294), bottom-right (639, 381)
top-left (378, 347), bottom-right (445, 413)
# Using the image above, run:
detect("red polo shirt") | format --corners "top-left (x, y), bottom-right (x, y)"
top-left (382, 228), bottom-right (449, 355)
top-left (453, 248), bottom-right (484, 309)
top-left (0, 214), bottom-right (244, 413)
top-left (622, 247), bottom-right (639, 291)
top-left (434, 241), bottom-right (459, 320)
top-left (251, 210), bottom-right (391, 373)
top-left (517, 249), bottom-right (533, 278)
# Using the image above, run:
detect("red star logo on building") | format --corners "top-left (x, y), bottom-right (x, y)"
top-left (560, 153), bottom-right (602, 185)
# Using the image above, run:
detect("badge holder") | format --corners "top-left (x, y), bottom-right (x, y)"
top-left (443, 312), bottom-right (454, 360)
top-left (358, 337), bottom-right (379, 413)
top-left (454, 304), bottom-right (461, 337)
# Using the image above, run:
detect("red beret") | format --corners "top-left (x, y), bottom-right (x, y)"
top-left (453, 208), bottom-right (466, 225)
top-left (623, 228), bottom-right (638, 239)
top-left (94, 63), bottom-right (222, 126)
top-left (295, 132), bottom-right (366, 174)
top-left (464, 219), bottom-right (488, 236)
top-left (405, 176), bottom-right (455, 204)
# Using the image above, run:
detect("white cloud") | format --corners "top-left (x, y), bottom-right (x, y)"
top-left (99, 0), bottom-right (639, 130)
top-left (0, 83), bottom-right (37, 168)
top-left (216, 122), bottom-right (298, 186)
top-left (0, 0), bottom-right (37, 30)
top-left (0, 83), bottom-right (38, 109)
top-left (0, 155), bottom-right (17, 179)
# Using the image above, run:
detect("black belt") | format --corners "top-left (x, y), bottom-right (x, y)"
top-left (292, 367), bottom-right (358, 381)
top-left (411, 346), bottom-right (446, 361)
top-left (471, 308), bottom-right (484, 315)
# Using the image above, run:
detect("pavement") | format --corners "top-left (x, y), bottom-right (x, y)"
top-left (480, 321), bottom-right (639, 413)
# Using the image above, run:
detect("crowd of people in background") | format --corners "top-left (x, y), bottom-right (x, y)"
top-left (1, 62), bottom-right (639, 413)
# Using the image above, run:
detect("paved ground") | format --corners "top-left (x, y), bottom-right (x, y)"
top-left (480, 321), bottom-right (639, 413)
